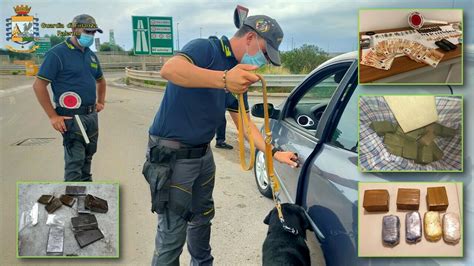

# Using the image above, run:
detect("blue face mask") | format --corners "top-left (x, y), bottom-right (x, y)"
top-left (77, 32), bottom-right (94, 48)
top-left (241, 36), bottom-right (267, 68)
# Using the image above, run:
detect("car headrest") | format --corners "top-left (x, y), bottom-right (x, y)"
top-left (334, 71), bottom-right (345, 83)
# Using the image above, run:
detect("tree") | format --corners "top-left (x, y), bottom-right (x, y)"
top-left (0, 48), bottom-right (32, 60)
top-left (44, 34), bottom-right (66, 47)
top-left (99, 42), bottom-right (124, 52)
top-left (281, 44), bottom-right (329, 74)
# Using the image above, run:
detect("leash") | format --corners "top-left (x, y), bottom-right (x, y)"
top-left (237, 74), bottom-right (298, 236)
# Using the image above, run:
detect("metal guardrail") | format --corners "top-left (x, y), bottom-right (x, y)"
top-left (102, 62), bottom-right (162, 70)
top-left (125, 67), bottom-right (307, 87)
top-left (0, 65), bottom-right (26, 70)
top-left (0, 63), bottom-right (162, 71)
top-left (0, 65), bottom-right (26, 74)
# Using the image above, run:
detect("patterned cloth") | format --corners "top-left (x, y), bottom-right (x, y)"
top-left (359, 96), bottom-right (462, 171)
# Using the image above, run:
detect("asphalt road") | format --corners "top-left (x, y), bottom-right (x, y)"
top-left (0, 73), bottom-right (324, 265)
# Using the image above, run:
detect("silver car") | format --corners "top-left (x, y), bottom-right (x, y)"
top-left (251, 51), bottom-right (472, 265)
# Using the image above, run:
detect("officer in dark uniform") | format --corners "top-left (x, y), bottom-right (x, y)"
top-left (214, 116), bottom-right (233, 149)
top-left (33, 14), bottom-right (106, 181)
top-left (142, 15), bottom-right (298, 265)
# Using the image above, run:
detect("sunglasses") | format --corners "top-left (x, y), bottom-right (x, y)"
top-left (84, 29), bottom-right (97, 34)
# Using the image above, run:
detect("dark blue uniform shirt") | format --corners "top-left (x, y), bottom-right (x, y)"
top-left (149, 36), bottom-right (249, 146)
top-left (37, 37), bottom-right (103, 106)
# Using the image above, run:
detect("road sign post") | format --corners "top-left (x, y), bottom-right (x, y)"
top-left (34, 37), bottom-right (51, 56)
top-left (132, 16), bottom-right (173, 56)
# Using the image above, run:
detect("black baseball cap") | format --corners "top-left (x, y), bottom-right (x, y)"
top-left (243, 15), bottom-right (284, 66)
top-left (71, 14), bottom-right (103, 33)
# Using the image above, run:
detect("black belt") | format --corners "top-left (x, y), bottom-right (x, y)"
top-left (175, 145), bottom-right (209, 159)
top-left (56, 105), bottom-right (96, 116)
top-left (149, 136), bottom-right (209, 160)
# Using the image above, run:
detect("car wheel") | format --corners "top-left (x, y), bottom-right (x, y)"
top-left (254, 150), bottom-right (273, 198)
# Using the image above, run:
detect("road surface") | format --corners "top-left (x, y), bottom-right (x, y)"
top-left (0, 73), bottom-right (325, 265)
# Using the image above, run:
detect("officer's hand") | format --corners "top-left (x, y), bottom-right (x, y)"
top-left (96, 102), bottom-right (105, 112)
top-left (225, 64), bottom-right (260, 94)
top-left (50, 115), bottom-right (72, 134)
top-left (274, 151), bottom-right (299, 169)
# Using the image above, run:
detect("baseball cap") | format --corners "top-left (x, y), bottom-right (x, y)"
top-left (71, 14), bottom-right (103, 33)
top-left (243, 15), bottom-right (284, 66)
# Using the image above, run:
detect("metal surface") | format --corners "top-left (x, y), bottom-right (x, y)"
top-left (45, 198), bottom-right (62, 214)
top-left (85, 194), bottom-right (108, 213)
top-left (125, 67), bottom-right (308, 88)
top-left (46, 226), bottom-right (64, 255)
top-left (74, 228), bottom-right (104, 248)
top-left (65, 186), bottom-right (86, 196)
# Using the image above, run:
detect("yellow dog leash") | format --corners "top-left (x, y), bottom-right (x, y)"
top-left (237, 74), bottom-right (298, 235)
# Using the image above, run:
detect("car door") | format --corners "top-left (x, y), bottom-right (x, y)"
top-left (301, 71), bottom-right (456, 265)
top-left (270, 60), bottom-right (354, 203)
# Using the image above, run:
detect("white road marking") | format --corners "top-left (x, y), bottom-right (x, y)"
top-left (0, 84), bottom-right (32, 98)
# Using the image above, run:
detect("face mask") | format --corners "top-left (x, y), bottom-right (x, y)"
top-left (77, 32), bottom-right (94, 47)
top-left (241, 36), bottom-right (267, 68)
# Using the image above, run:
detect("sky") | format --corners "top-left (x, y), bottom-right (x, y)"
top-left (1, 0), bottom-right (473, 53)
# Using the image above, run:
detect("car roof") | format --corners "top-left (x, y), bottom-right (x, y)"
top-left (307, 51), bottom-right (357, 76)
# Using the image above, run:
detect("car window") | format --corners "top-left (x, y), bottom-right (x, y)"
top-left (328, 85), bottom-right (359, 152)
top-left (288, 65), bottom-right (350, 134)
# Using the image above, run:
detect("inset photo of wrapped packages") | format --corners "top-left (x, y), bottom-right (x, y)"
top-left (358, 95), bottom-right (462, 172)
top-left (358, 182), bottom-right (463, 257)
top-left (17, 182), bottom-right (119, 258)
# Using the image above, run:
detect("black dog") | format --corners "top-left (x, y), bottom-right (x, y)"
top-left (262, 203), bottom-right (312, 266)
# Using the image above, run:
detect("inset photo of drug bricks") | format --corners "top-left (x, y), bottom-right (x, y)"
top-left (358, 182), bottom-right (463, 257)
top-left (17, 182), bottom-right (119, 258)
top-left (358, 95), bottom-right (462, 172)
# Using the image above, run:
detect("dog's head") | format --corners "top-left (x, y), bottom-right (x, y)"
top-left (263, 203), bottom-right (313, 239)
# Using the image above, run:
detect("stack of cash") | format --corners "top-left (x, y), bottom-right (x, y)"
top-left (361, 39), bottom-right (445, 70)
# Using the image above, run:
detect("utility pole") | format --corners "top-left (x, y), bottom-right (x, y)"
top-left (177, 22), bottom-right (180, 50)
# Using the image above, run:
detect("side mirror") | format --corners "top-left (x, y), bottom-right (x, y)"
top-left (251, 103), bottom-right (280, 119)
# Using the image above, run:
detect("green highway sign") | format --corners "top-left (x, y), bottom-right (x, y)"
top-left (132, 16), bottom-right (173, 56)
top-left (34, 37), bottom-right (51, 55)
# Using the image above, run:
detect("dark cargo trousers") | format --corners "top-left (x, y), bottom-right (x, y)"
top-left (57, 108), bottom-right (98, 182)
top-left (143, 137), bottom-right (216, 266)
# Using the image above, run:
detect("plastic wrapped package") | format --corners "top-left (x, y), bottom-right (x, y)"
top-left (424, 211), bottom-right (442, 241)
top-left (405, 211), bottom-right (422, 243)
top-left (426, 186), bottom-right (449, 211)
top-left (443, 212), bottom-right (461, 244)
top-left (397, 188), bottom-right (420, 210)
top-left (382, 215), bottom-right (400, 247)
top-left (46, 226), bottom-right (64, 255)
top-left (46, 214), bottom-right (65, 227)
top-left (363, 189), bottom-right (389, 212)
